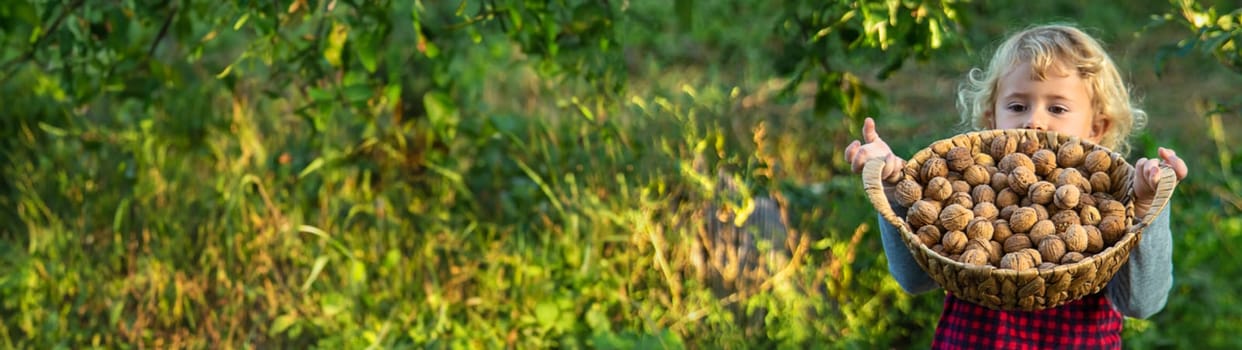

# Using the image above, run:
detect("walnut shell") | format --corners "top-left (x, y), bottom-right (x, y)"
top-left (1029, 219), bottom-right (1056, 244)
top-left (1047, 168), bottom-right (1065, 186)
top-left (951, 180), bottom-right (972, 195)
top-left (1084, 225), bottom-right (1105, 253)
top-left (907, 200), bottom-right (942, 228)
top-left (946, 146), bottom-right (974, 172)
top-left (1057, 168), bottom-right (1091, 194)
top-left (1020, 248), bottom-right (1044, 265)
top-left (917, 225), bottom-right (942, 246)
top-left (1061, 252), bottom-right (1086, 264)
top-left (1000, 251), bottom-right (1035, 270)
top-left (1030, 203), bottom-right (1050, 221)
top-left (974, 153), bottom-right (996, 168)
top-left (1084, 149), bottom-right (1112, 174)
top-left (1099, 199), bottom-right (1126, 218)
top-left (924, 177), bottom-right (952, 202)
top-left (1057, 141), bottom-right (1085, 168)
top-left (974, 202), bottom-right (999, 221)
top-left (991, 172), bottom-right (1010, 193)
top-left (961, 249), bottom-right (990, 266)
top-left (1079, 194), bottom-right (1097, 208)
top-left (939, 204), bottom-right (975, 232)
top-left (946, 172), bottom-right (963, 182)
top-left (993, 219), bottom-right (1013, 243)
top-left (1098, 215), bottom-right (1127, 245)
top-left (894, 179), bottom-right (924, 207)
top-left (943, 230), bottom-right (969, 254)
top-left (921, 157), bottom-right (949, 183)
top-left (1061, 224), bottom-right (1088, 252)
top-left (1008, 166), bottom-right (1038, 194)
top-left (990, 135), bottom-right (1017, 159)
top-left (997, 188), bottom-right (1020, 208)
top-left (1031, 149), bottom-right (1058, 177)
top-left (963, 165), bottom-right (990, 187)
top-left (999, 153), bottom-right (1035, 174)
top-left (1003, 234), bottom-right (1033, 253)
top-left (1000, 205), bottom-right (1018, 221)
top-left (966, 218), bottom-right (995, 241)
top-left (1009, 207), bottom-right (1038, 233)
top-left (1090, 172), bottom-right (1112, 194)
top-left (1027, 181), bottom-right (1056, 205)
top-left (972, 185), bottom-right (996, 204)
top-left (932, 244), bottom-right (946, 255)
top-left (931, 140), bottom-right (954, 156)
top-left (1054, 184), bottom-right (1081, 210)
top-left (1038, 235), bottom-right (1067, 263)
top-left (1039, 262), bottom-right (1060, 270)
top-left (1051, 210), bottom-right (1082, 232)
top-left (947, 192), bottom-right (974, 209)
top-left (1080, 206), bottom-right (1101, 226)
top-left (1018, 138), bottom-right (1040, 155)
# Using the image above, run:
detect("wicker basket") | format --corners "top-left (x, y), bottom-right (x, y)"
top-left (862, 129), bottom-right (1178, 311)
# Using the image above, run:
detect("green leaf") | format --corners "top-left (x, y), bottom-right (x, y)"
top-left (325, 21), bottom-right (349, 67)
top-left (302, 256), bottom-right (329, 292)
top-left (270, 314), bottom-right (298, 336)
top-left (357, 31), bottom-right (380, 73)
top-left (298, 158), bottom-right (325, 178)
top-left (424, 92), bottom-right (459, 141)
top-left (535, 302), bottom-right (559, 329)
top-left (343, 84), bottom-right (372, 103)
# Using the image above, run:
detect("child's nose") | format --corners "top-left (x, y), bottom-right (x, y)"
top-left (1022, 111), bottom-right (1049, 130)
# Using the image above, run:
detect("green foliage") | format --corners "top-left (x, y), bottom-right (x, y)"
top-left (0, 0), bottom-right (1239, 348)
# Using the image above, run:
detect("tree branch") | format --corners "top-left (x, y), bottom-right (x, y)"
top-left (147, 1), bottom-right (178, 58)
top-left (0, 0), bottom-right (87, 75)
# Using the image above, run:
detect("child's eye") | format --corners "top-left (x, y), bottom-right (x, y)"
top-left (1006, 103), bottom-right (1027, 113)
top-left (1049, 105), bottom-right (1069, 114)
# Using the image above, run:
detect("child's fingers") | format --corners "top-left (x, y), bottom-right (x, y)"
top-left (884, 154), bottom-right (903, 183)
top-left (1158, 147), bottom-right (1188, 180)
top-left (845, 140), bottom-right (861, 164)
top-left (862, 117), bottom-right (881, 144)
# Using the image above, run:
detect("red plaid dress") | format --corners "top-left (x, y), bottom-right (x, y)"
top-left (932, 292), bottom-right (1123, 349)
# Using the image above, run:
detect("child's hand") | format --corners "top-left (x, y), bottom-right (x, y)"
top-left (844, 117), bottom-right (904, 183)
top-left (1132, 147), bottom-right (1188, 218)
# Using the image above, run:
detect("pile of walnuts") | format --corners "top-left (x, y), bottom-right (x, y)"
top-left (894, 134), bottom-right (1133, 271)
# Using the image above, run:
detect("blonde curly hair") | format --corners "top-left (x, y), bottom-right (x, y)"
top-left (957, 24), bottom-right (1147, 156)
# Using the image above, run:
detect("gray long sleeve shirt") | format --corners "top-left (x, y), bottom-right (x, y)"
top-left (878, 206), bottom-right (1173, 319)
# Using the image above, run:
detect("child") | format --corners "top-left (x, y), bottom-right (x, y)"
top-left (843, 24), bottom-right (1189, 349)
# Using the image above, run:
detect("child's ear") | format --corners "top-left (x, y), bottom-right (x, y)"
top-left (983, 110), bottom-right (995, 129)
top-left (1090, 115), bottom-right (1112, 142)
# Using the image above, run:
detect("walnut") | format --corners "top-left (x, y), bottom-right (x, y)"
top-left (1090, 172), bottom-right (1112, 194)
top-left (952, 180), bottom-right (972, 195)
top-left (1031, 149), bottom-right (1057, 177)
top-left (949, 254), bottom-right (962, 261)
top-left (1080, 206), bottom-right (1101, 226)
top-left (963, 165), bottom-right (990, 187)
top-left (990, 134), bottom-right (1017, 159)
top-left (947, 192), bottom-right (974, 209)
top-left (1004, 234), bottom-right (1033, 253)
top-left (1000, 251), bottom-right (1035, 270)
top-left (924, 177), bottom-right (952, 202)
top-left (1020, 197), bottom-right (1033, 208)
top-left (947, 172), bottom-right (963, 182)
top-left (1038, 235), bottom-right (1067, 263)
top-left (1008, 166), bottom-right (1038, 194)
top-left (1051, 210), bottom-right (1082, 232)
top-left (961, 249), bottom-right (990, 266)
top-left (1009, 207), bottom-right (1038, 233)
top-left (999, 205), bottom-right (1018, 221)
top-left (917, 225), bottom-right (942, 246)
top-left (1099, 199), bottom-right (1126, 218)
top-left (1054, 184), bottom-right (1081, 210)
top-left (1098, 216), bottom-right (1127, 245)
top-left (1029, 219), bottom-right (1056, 244)
top-left (1027, 181), bottom-right (1056, 205)
top-left (991, 172), bottom-right (1010, 193)
top-left (1057, 168), bottom-right (1091, 194)
top-left (1057, 140), bottom-right (1085, 168)
top-left (997, 188), bottom-right (1020, 208)
top-left (993, 219), bottom-right (1013, 243)
top-left (966, 218), bottom-right (995, 241)
top-left (1030, 203), bottom-right (1050, 221)
top-left (939, 204), bottom-right (975, 231)
top-left (946, 146), bottom-right (974, 172)
top-left (932, 244), bottom-right (946, 256)
top-left (1038, 262), bottom-right (1059, 270)
top-left (972, 185), bottom-right (996, 204)
top-left (943, 230), bottom-right (968, 254)
top-left (931, 140), bottom-right (954, 156)
top-left (1018, 138), bottom-right (1040, 155)
top-left (1061, 224), bottom-right (1088, 252)
top-left (921, 157), bottom-right (949, 183)
top-left (1078, 194), bottom-right (1097, 209)
top-left (974, 153), bottom-right (996, 168)
top-left (989, 241), bottom-right (1004, 265)
top-left (1084, 226), bottom-right (1105, 253)
top-left (999, 153), bottom-right (1035, 173)
top-left (974, 202), bottom-right (999, 220)
top-left (893, 179), bottom-right (924, 207)
top-left (1020, 248), bottom-right (1044, 266)
top-left (1047, 168), bottom-right (1065, 186)
top-left (1084, 149), bottom-right (1113, 174)
top-left (907, 200), bottom-right (942, 229)
top-left (1061, 252), bottom-right (1086, 264)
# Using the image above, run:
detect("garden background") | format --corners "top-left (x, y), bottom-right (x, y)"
top-left (2, 0), bottom-right (1241, 348)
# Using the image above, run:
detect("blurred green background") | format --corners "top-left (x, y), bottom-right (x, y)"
top-left (1, 0), bottom-right (1240, 348)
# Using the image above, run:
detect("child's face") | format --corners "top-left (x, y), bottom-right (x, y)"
top-left (989, 61), bottom-right (1108, 143)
